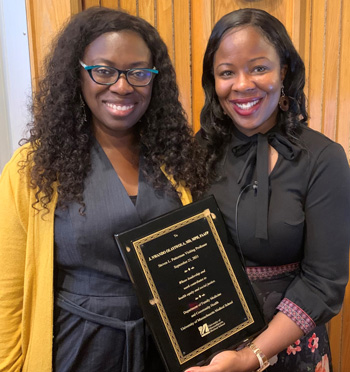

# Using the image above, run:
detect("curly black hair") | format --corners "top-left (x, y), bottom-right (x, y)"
top-left (21, 7), bottom-right (207, 211)
top-left (199, 8), bottom-right (308, 178)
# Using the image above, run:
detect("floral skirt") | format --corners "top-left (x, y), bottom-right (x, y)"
top-left (267, 324), bottom-right (331, 372)
top-left (247, 265), bottom-right (332, 372)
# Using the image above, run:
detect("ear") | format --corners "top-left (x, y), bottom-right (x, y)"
top-left (280, 64), bottom-right (287, 81)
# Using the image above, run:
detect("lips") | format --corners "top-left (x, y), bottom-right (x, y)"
top-left (105, 102), bottom-right (134, 111)
top-left (104, 101), bottom-right (135, 116)
top-left (230, 98), bottom-right (262, 116)
top-left (236, 100), bottom-right (259, 110)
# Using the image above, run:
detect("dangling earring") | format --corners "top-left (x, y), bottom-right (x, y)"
top-left (80, 94), bottom-right (87, 124)
top-left (279, 85), bottom-right (289, 112)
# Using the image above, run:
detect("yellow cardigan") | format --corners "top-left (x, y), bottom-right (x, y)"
top-left (0, 145), bottom-right (192, 371)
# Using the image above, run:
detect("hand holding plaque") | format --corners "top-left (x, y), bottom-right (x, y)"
top-left (115, 195), bottom-right (266, 372)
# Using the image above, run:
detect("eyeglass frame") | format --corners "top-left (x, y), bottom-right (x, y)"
top-left (79, 60), bottom-right (158, 87)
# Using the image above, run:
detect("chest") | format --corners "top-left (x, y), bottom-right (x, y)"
top-left (208, 150), bottom-right (309, 266)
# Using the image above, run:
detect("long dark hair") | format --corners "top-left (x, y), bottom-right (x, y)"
top-left (21, 7), bottom-right (206, 211)
top-left (199, 8), bottom-right (307, 177)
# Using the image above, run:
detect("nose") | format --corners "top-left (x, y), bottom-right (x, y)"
top-left (109, 74), bottom-right (134, 95)
top-left (233, 72), bottom-right (255, 92)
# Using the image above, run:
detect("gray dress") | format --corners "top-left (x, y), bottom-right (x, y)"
top-left (53, 140), bottom-right (182, 372)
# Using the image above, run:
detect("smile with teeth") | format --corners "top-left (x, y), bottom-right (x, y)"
top-left (235, 99), bottom-right (260, 110)
top-left (105, 102), bottom-right (134, 111)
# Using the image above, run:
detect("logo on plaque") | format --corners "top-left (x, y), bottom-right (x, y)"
top-left (198, 324), bottom-right (210, 337)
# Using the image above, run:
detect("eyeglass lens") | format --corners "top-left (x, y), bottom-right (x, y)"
top-left (91, 66), bottom-right (154, 86)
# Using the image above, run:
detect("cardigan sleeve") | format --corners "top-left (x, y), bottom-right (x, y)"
top-left (277, 142), bottom-right (350, 332)
top-left (0, 148), bottom-right (30, 371)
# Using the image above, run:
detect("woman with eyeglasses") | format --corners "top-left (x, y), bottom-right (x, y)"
top-left (188, 8), bottom-right (350, 372)
top-left (0, 7), bottom-right (206, 372)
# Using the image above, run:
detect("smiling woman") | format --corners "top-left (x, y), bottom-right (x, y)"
top-left (80, 31), bottom-right (154, 148)
top-left (213, 26), bottom-right (286, 136)
top-left (0, 7), bottom-right (207, 372)
top-left (193, 8), bottom-right (350, 372)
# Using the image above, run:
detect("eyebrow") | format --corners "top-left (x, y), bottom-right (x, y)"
top-left (249, 57), bottom-right (270, 63)
top-left (215, 56), bottom-right (270, 68)
top-left (88, 58), bottom-right (151, 68)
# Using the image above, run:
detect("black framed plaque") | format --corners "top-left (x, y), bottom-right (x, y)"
top-left (114, 195), bottom-right (266, 372)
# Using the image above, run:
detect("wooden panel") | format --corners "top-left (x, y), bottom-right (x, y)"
top-left (139, 0), bottom-right (155, 26)
top-left (337, 0), bottom-right (350, 155)
top-left (101, 0), bottom-right (118, 9)
top-left (322, 0), bottom-right (341, 140)
top-left (119, 0), bottom-right (137, 15)
top-left (82, 0), bottom-right (100, 7)
top-left (308, 0), bottom-right (326, 132)
top-left (70, 0), bottom-right (83, 14)
top-left (156, 0), bottom-right (174, 62)
top-left (214, 0), bottom-right (239, 23)
top-left (214, 0), bottom-right (290, 28)
top-left (174, 0), bottom-right (191, 123)
top-left (99, 1), bottom-right (155, 24)
top-left (329, 310), bottom-right (344, 372)
top-left (285, 0), bottom-right (302, 51)
top-left (300, 0), bottom-right (312, 96)
top-left (25, 0), bottom-right (81, 91)
top-left (191, 0), bottom-right (212, 132)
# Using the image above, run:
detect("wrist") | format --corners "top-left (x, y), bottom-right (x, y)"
top-left (236, 345), bottom-right (260, 372)
top-left (247, 342), bottom-right (270, 371)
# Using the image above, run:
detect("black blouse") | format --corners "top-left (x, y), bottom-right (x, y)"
top-left (206, 124), bottom-right (350, 327)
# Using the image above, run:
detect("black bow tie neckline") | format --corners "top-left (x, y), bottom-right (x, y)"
top-left (231, 127), bottom-right (300, 240)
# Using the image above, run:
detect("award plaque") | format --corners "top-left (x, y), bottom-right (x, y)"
top-left (114, 195), bottom-right (266, 372)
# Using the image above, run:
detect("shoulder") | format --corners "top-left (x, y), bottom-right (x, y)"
top-left (299, 125), bottom-right (348, 161)
top-left (300, 125), bottom-right (333, 147)
top-left (297, 127), bottom-right (350, 188)
top-left (3, 143), bottom-right (33, 167)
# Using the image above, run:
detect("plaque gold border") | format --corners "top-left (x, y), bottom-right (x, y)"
top-left (131, 209), bottom-right (254, 365)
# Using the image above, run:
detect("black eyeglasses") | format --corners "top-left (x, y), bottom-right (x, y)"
top-left (79, 60), bottom-right (158, 87)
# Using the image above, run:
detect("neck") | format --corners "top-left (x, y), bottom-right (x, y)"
top-left (94, 126), bottom-right (139, 149)
top-left (94, 128), bottom-right (140, 195)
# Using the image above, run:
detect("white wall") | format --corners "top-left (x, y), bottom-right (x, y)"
top-left (0, 0), bottom-right (32, 173)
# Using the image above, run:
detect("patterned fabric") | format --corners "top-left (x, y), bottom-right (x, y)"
top-left (247, 263), bottom-right (316, 334)
top-left (268, 326), bottom-right (332, 372)
top-left (246, 263), bottom-right (300, 281)
top-left (277, 298), bottom-right (315, 334)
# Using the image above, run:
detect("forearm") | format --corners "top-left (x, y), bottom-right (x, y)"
top-left (228, 311), bottom-right (302, 372)
top-left (246, 311), bottom-right (303, 360)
